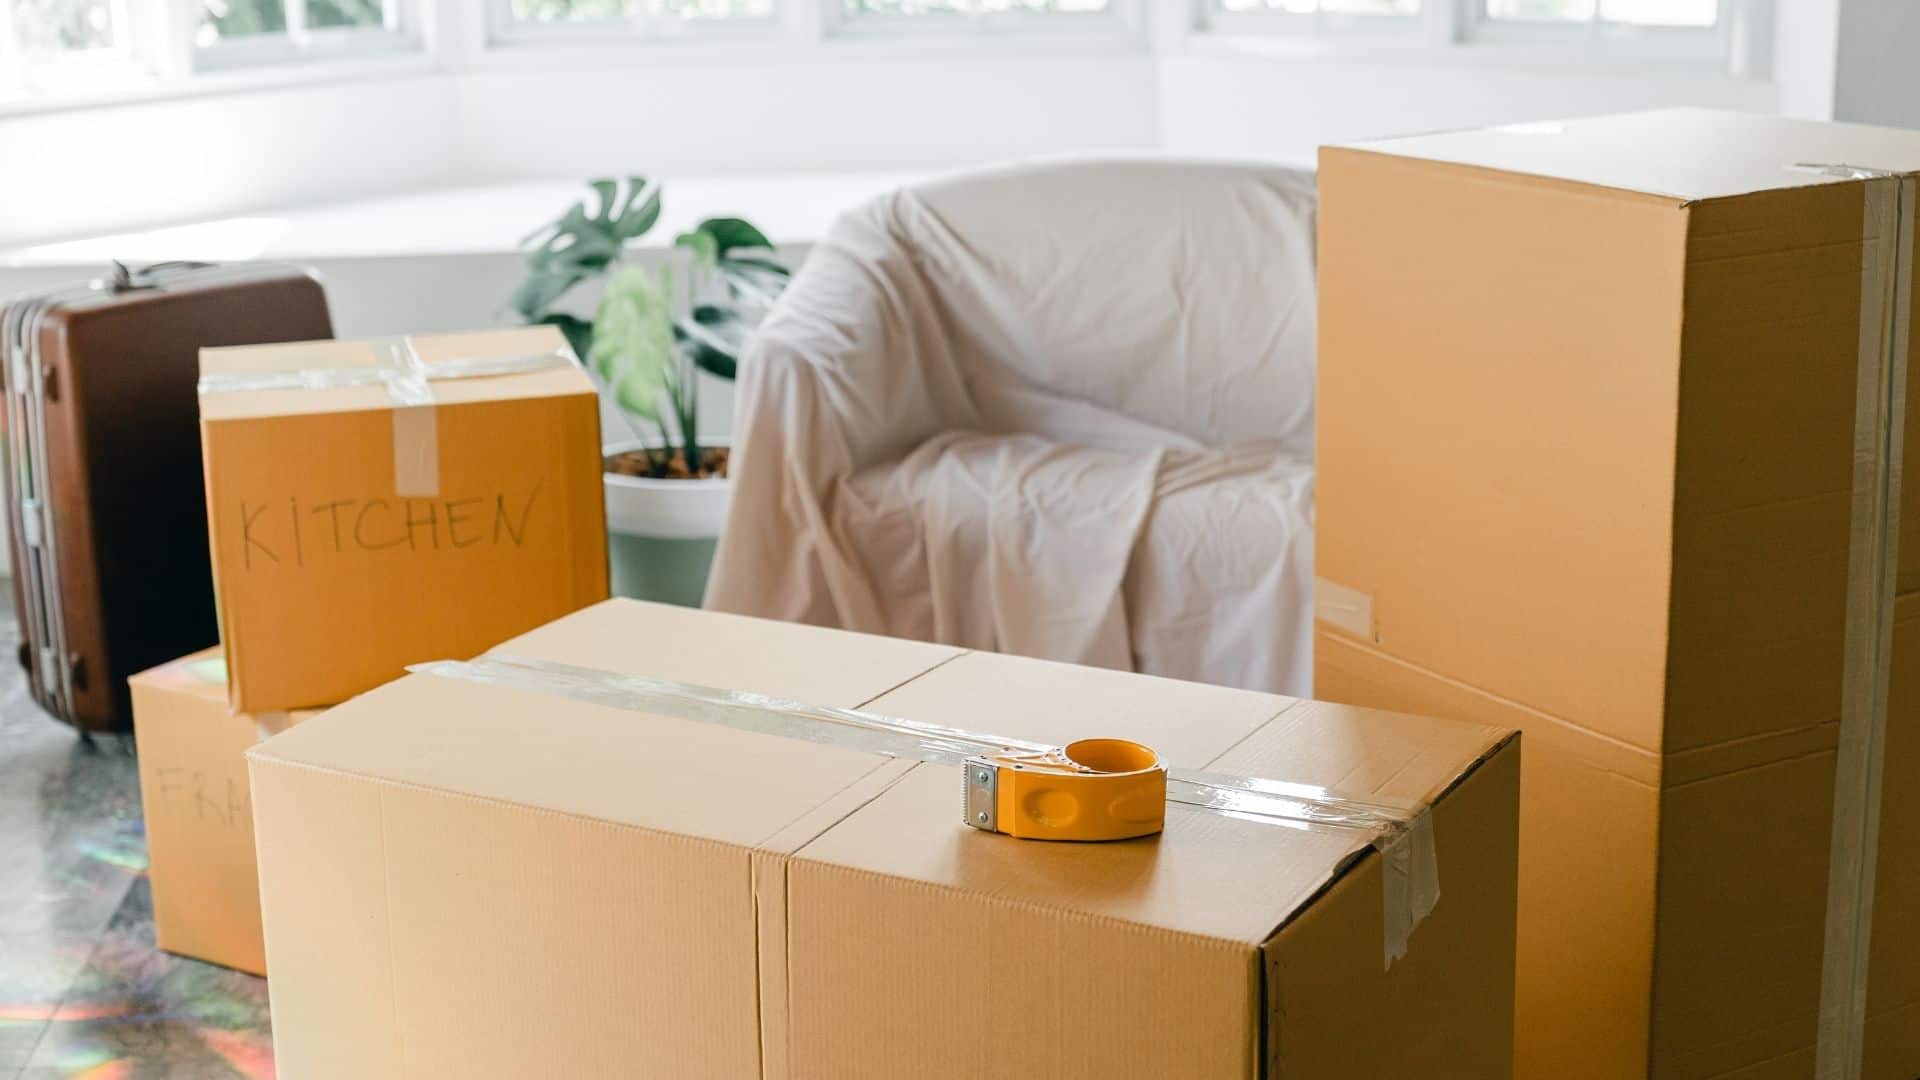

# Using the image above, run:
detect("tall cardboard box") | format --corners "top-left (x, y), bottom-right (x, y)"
top-left (249, 599), bottom-right (1521, 1078)
top-left (128, 650), bottom-right (314, 975)
top-left (1315, 109), bottom-right (1919, 1079)
top-left (198, 326), bottom-right (609, 711)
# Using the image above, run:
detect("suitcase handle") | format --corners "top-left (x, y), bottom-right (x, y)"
top-left (104, 261), bottom-right (216, 294)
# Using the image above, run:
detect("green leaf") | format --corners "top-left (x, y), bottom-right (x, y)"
top-left (590, 265), bottom-right (676, 425)
top-left (674, 228), bottom-right (721, 268)
top-left (689, 344), bottom-right (736, 381)
top-left (677, 306), bottom-right (746, 381)
top-left (721, 254), bottom-right (789, 278)
top-left (615, 182), bottom-right (663, 243)
top-left (516, 178), bottom-right (660, 316)
top-left (695, 217), bottom-right (773, 257)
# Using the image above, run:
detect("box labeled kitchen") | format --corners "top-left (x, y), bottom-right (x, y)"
top-left (129, 648), bottom-right (316, 975)
top-left (249, 599), bottom-right (1521, 1079)
top-left (199, 326), bottom-right (609, 712)
top-left (1314, 109), bottom-right (1920, 1079)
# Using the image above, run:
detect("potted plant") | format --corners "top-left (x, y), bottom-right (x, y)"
top-left (512, 177), bottom-right (789, 605)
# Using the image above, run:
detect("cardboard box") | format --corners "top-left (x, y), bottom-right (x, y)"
top-left (199, 326), bottom-right (609, 711)
top-left (129, 649), bottom-right (314, 975)
top-left (249, 599), bottom-right (1520, 1078)
top-left (1314, 109), bottom-right (1920, 1079)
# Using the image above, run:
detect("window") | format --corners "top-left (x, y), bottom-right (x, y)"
top-left (1215, 0), bottom-right (1417, 13)
top-left (195, 0), bottom-right (418, 70)
top-left (1470, 0), bottom-right (1731, 62)
top-left (830, 0), bottom-right (1129, 39)
top-left (1484, 0), bottom-right (1716, 27)
top-left (0, 0), bottom-right (154, 99)
top-left (1203, 0), bottom-right (1422, 39)
top-left (487, 0), bottom-right (779, 45)
top-left (1201, 0), bottom-right (1754, 68)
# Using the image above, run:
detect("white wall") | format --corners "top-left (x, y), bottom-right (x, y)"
top-left (0, 75), bottom-right (462, 248)
top-left (0, 16), bottom-right (1854, 252)
top-left (1774, 0), bottom-right (1840, 120)
top-left (1832, 0), bottom-right (1920, 130)
top-left (0, 52), bottom-right (1160, 251)
top-left (1157, 51), bottom-right (1777, 164)
top-left (452, 54), bottom-right (1161, 180)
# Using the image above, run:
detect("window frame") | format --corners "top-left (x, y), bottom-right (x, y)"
top-left (480, 0), bottom-right (790, 49)
top-left (1192, 0), bottom-right (1773, 74)
top-left (0, 0), bottom-right (1772, 115)
top-left (0, 0), bottom-right (167, 99)
top-left (192, 0), bottom-right (424, 73)
top-left (820, 0), bottom-right (1139, 43)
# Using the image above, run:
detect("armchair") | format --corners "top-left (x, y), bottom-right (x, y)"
top-left (705, 160), bottom-right (1319, 694)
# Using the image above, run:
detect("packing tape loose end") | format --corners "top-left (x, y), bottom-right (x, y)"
top-left (1381, 809), bottom-right (1439, 971)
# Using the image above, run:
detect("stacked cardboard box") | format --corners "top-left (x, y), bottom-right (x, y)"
top-left (248, 598), bottom-right (1522, 1078)
top-left (198, 325), bottom-right (610, 711)
top-left (1315, 109), bottom-right (1918, 1079)
top-left (129, 651), bottom-right (314, 975)
top-left (128, 326), bottom-right (609, 972)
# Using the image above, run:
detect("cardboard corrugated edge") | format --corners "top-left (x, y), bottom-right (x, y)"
top-left (1261, 733), bottom-right (1520, 1080)
top-left (1316, 134), bottom-right (1920, 1080)
top-left (253, 640), bottom-right (1518, 1079)
top-left (765, 684), bottom-right (1517, 1079)
top-left (203, 379), bottom-right (608, 714)
top-left (1866, 590), bottom-right (1920, 1078)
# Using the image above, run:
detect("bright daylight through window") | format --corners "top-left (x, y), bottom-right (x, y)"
top-left (1, 0), bottom-right (1746, 106)
top-left (506, 0), bottom-right (774, 19)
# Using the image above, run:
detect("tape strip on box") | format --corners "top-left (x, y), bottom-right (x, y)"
top-left (1814, 170), bottom-right (1913, 1080)
top-left (411, 653), bottom-right (1443, 969)
top-left (197, 339), bottom-right (577, 499)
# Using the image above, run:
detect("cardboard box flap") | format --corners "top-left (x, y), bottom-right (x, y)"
top-left (249, 601), bottom-right (962, 847)
top-left (494, 598), bottom-right (966, 707)
top-left (789, 650), bottom-right (1511, 944)
top-left (128, 646), bottom-right (237, 705)
top-left (789, 761), bottom-right (1381, 944)
top-left (1338, 108), bottom-right (1920, 204)
top-left (1207, 698), bottom-right (1513, 809)
top-left (200, 326), bottom-right (594, 422)
top-left (130, 648), bottom-right (314, 734)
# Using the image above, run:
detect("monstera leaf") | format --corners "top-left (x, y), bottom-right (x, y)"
top-left (675, 304), bottom-right (750, 381)
top-left (589, 266), bottom-right (676, 424)
top-left (674, 217), bottom-right (772, 267)
top-left (514, 177), bottom-right (663, 321)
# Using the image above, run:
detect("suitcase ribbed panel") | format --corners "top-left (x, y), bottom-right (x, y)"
top-left (0, 263), bottom-right (333, 732)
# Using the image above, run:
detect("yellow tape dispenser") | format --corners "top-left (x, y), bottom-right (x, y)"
top-left (962, 738), bottom-right (1167, 842)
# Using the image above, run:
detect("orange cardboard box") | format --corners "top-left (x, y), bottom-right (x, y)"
top-left (198, 326), bottom-right (609, 712)
top-left (1315, 109), bottom-right (1919, 1079)
top-left (128, 649), bottom-right (315, 975)
top-left (249, 599), bottom-right (1521, 1078)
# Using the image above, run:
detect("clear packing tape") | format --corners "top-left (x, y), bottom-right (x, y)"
top-left (1814, 169), bottom-right (1915, 1080)
top-left (410, 653), bottom-right (1443, 969)
top-left (196, 337), bottom-right (577, 498)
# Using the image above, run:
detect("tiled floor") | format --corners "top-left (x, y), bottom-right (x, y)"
top-left (0, 616), bottom-right (273, 1079)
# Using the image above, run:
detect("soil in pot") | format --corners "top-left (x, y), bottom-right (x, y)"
top-left (605, 446), bottom-right (730, 481)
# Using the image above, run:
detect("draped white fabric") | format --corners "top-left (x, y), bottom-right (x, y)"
top-left (705, 160), bottom-right (1319, 695)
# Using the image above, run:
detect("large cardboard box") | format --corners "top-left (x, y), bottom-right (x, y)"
top-left (249, 599), bottom-right (1520, 1078)
top-left (198, 326), bottom-right (609, 711)
top-left (128, 649), bottom-right (314, 975)
top-left (1315, 109), bottom-right (1919, 1079)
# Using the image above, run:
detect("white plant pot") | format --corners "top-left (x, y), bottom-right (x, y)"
top-left (603, 440), bottom-right (732, 606)
top-left (603, 441), bottom-right (733, 540)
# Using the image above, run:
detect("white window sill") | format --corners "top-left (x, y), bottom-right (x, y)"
top-left (0, 173), bottom-right (927, 268)
top-left (1182, 30), bottom-right (1764, 80)
top-left (0, 51), bottom-right (444, 120)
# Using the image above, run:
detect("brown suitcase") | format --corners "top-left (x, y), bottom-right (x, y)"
top-left (1, 262), bottom-right (333, 734)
